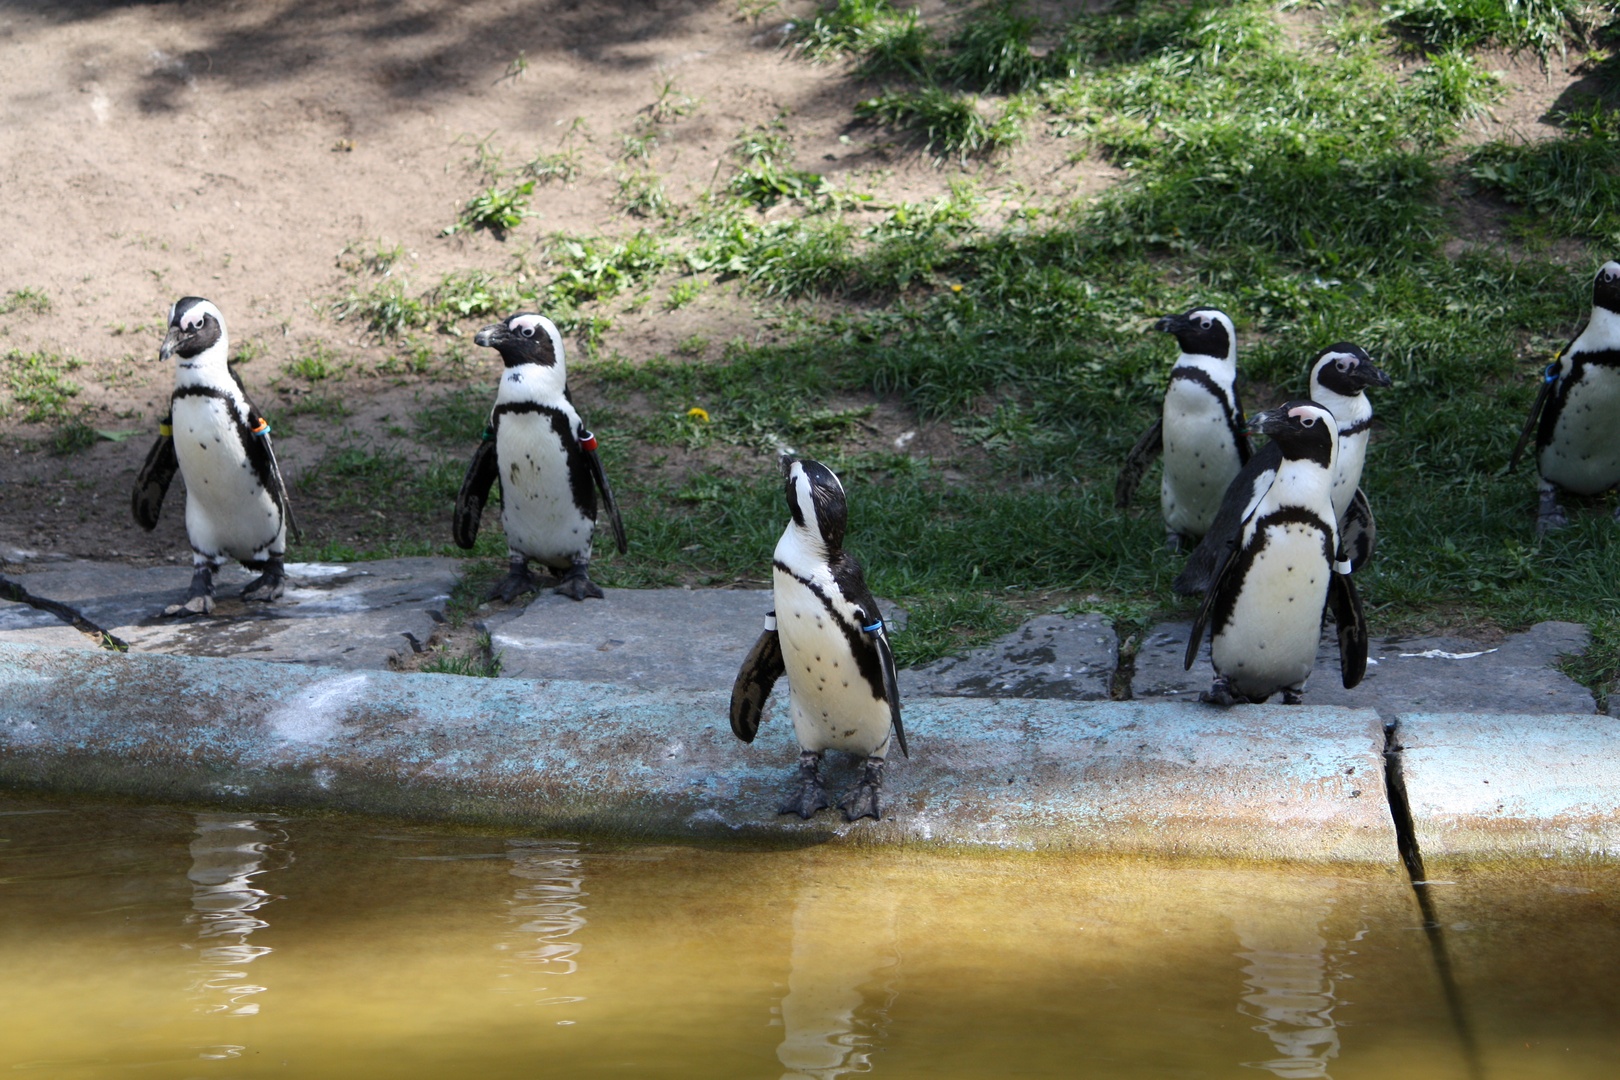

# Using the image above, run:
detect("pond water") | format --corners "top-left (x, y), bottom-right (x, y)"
top-left (1, 792), bottom-right (1616, 1079)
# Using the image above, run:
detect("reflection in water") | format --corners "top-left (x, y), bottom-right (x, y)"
top-left (185, 814), bottom-right (287, 1019)
top-left (500, 840), bottom-right (587, 1010)
top-left (776, 876), bottom-right (900, 1080)
top-left (1228, 888), bottom-right (1346, 1079)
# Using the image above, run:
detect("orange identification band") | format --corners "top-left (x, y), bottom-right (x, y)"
top-left (251, 418), bottom-right (270, 436)
top-left (580, 432), bottom-right (598, 452)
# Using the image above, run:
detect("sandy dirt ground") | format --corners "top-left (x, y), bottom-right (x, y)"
top-left (0, 0), bottom-right (1596, 567)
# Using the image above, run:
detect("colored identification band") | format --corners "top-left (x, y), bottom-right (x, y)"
top-left (159, 424), bottom-right (173, 437)
top-left (1333, 560), bottom-right (1352, 576)
top-left (483, 427), bottom-right (495, 441)
top-left (863, 620), bottom-right (883, 634)
top-left (251, 418), bottom-right (271, 437)
top-left (763, 613), bottom-right (777, 632)
top-left (580, 431), bottom-right (598, 452)
top-left (1544, 362), bottom-right (1560, 383)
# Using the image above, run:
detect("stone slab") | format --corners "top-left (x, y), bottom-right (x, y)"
top-left (902, 613), bottom-right (1117, 700)
top-left (1394, 712), bottom-right (1620, 861)
top-left (1132, 620), bottom-right (1596, 715)
top-left (0, 642), bottom-right (1396, 861)
top-left (483, 587), bottom-right (774, 690)
top-left (0, 558), bottom-right (460, 670)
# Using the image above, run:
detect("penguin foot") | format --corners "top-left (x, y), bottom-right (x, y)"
top-left (838, 760), bottom-right (886, 822)
top-left (777, 750), bottom-right (829, 819)
top-left (1199, 676), bottom-right (1249, 708)
top-left (162, 566), bottom-right (215, 618)
top-left (1164, 532), bottom-right (1186, 554)
top-left (553, 562), bottom-right (605, 602)
top-left (488, 563), bottom-right (538, 604)
top-left (1281, 687), bottom-right (1305, 705)
top-left (1537, 487), bottom-right (1569, 535)
top-left (241, 561), bottom-right (286, 603)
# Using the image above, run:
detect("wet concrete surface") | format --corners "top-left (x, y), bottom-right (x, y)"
top-left (2, 557), bottom-right (1617, 860)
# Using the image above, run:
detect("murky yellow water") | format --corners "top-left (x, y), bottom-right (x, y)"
top-left (2, 794), bottom-right (1618, 1078)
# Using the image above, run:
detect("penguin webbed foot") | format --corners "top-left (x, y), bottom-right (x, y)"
top-left (778, 751), bottom-right (830, 819)
top-left (488, 562), bottom-right (539, 604)
top-left (241, 560), bottom-right (286, 603)
top-left (838, 759), bottom-right (886, 822)
top-left (553, 561), bottom-right (605, 602)
top-left (1164, 531), bottom-right (1188, 554)
top-left (1537, 487), bottom-right (1569, 535)
top-left (1281, 687), bottom-right (1305, 705)
top-left (162, 565), bottom-right (216, 618)
top-left (1199, 675), bottom-right (1250, 708)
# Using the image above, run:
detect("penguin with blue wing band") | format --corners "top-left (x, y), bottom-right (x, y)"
top-left (1510, 260), bottom-right (1620, 534)
top-left (729, 458), bottom-right (906, 822)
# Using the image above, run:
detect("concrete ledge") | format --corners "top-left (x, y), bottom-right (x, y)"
top-left (1395, 712), bottom-right (1620, 862)
top-left (0, 642), bottom-right (1393, 861)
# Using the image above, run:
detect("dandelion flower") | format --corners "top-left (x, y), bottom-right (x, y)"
top-left (686, 407), bottom-right (710, 423)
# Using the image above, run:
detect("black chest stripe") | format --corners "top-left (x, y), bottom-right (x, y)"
top-left (492, 402), bottom-right (596, 517)
top-left (1211, 506), bottom-right (1336, 637)
top-left (170, 384), bottom-right (279, 500)
top-left (773, 559), bottom-right (886, 703)
top-left (1170, 366), bottom-right (1248, 463)
top-left (1339, 417), bottom-right (1373, 437)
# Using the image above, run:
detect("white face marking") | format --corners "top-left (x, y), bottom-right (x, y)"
top-left (1288, 405), bottom-right (1331, 427)
top-left (509, 314), bottom-right (546, 339)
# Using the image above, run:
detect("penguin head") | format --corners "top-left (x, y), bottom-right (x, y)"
top-left (1310, 343), bottom-right (1392, 398)
top-left (1155, 308), bottom-right (1235, 363)
top-left (475, 313), bottom-right (565, 370)
top-left (160, 297), bottom-right (227, 363)
top-left (1250, 400), bottom-right (1338, 469)
top-left (1592, 261), bottom-right (1620, 315)
top-left (782, 457), bottom-right (847, 553)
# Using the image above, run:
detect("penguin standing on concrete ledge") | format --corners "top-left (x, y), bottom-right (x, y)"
top-left (1183, 402), bottom-right (1368, 706)
top-left (132, 297), bottom-right (298, 617)
top-left (454, 313), bottom-right (626, 602)
top-left (1115, 308), bottom-right (1251, 550)
top-left (1175, 343), bottom-right (1391, 595)
top-left (1510, 260), bottom-right (1620, 534)
top-left (730, 458), bottom-right (906, 821)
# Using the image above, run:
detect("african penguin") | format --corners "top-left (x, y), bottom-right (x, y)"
top-left (1510, 260), bottom-right (1620, 533)
top-left (1183, 401), bottom-right (1368, 706)
top-left (1174, 343), bottom-right (1392, 595)
top-left (1115, 308), bottom-right (1251, 550)
top-left (131, 297), bottom-right (298, 617)
top-left (730, 458), bottom-right (906, 822)
top-left (453, 312), bottom-right (626, 602)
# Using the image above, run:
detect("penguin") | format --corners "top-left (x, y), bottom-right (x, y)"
top-left (1182, 401), bottom-right (1368, 706)
top-left (1175, 343), bottom-right (1392, 595)
top-left (453, 312), bottom-right (626, 602)
top-left (1115, 308), bottom-right (1252, 550)
top-left (730, 458), bottom-right (906, 822)
top-left (132, 297), bottom-right (299, 617)
top-left (1509, 260), bottom-right (1620, 534)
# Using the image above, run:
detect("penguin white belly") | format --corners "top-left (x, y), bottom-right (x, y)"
top-left (773, 567), bottom-right (892, 758)
top-left (1161, 382), bottom-right (1241, 537)
top-left (173, 396), bottom-right (282, 560)
top-left (1541, 369), bottom-right (1620, 494)
top-left (1331, 432), bottom-right (1369, 522)
top-left (1211, 520), bottom-right (1331, 699)
top-left (497, 415), bottom-right (594, 568)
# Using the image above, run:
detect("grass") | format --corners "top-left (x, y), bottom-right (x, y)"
top-left (2, 350), bottom-right (83, 423)
top-left (1, 288), bottom-right (51, 316)
top-left (292, 0), bottom-right (1620, 683)
top-left (443, 181), bottom-right (535, 237)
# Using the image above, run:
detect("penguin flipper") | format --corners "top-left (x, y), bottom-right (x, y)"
top-left (240, 409), bottom-right (301, 545)
top-left (730, 624), bottom-right (785, 743)
top-left (1338, 487), bottom-right (1375, 573)
top-left (1508, 364), bottom-right (1558, 472)
top-left (1183, 541), bottom-right (1235, 671)
top-left (260, 429), bottom-right (302, 545)
top-left (1328, 571), bottom-right (1369, 689)
top-left (453, 436), bottom-right (499, 550)
top-left (1174, 442), bottom-right (1281, 596)
top-left (871, 622), bottom-right (907, 758)
top-left (583, 438), bottom-right (628, 555)
top-left (132, 431), bottom-right (179, 531)
top-left (1114, 417), bottom-right (1163, 509)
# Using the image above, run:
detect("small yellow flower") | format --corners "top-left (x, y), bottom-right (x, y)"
top-left (950, 283), bottom-right (964, 293)
top-left (686, 407), bottom-right (710, 423)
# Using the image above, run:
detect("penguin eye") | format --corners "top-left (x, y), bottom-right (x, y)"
top-left (1301, 416), bottom-right (1316, 427)
top-left (519, 324), bottom-right (535, 338)
top-left (1336, 359), bottom-right (1352, 372)
top-left (1198, 317), bottom-right (1211, 329)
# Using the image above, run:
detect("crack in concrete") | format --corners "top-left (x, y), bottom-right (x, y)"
top-left (0, 574), bottom-right (129, 652)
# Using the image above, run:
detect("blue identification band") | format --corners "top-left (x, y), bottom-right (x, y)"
top-left (863, 619), bottom-right (883, 634)
top-left (1544, 362), bottom-right (1560, 383)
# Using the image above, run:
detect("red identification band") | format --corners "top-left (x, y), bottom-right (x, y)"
top-left (580, 432), bottom-right (598, 452)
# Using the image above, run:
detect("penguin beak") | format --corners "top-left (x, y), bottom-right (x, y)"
top-left (1248, 407), bottom-right (1286, 436)
top-left (1363, 364), bottom-right (1394, 390)
top-left (1154, 314), bottom-right (1185, 334)
top-left (159, 326), bottom-right (184, 361)
top-left (474, 323), bottom-right (506, 348)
